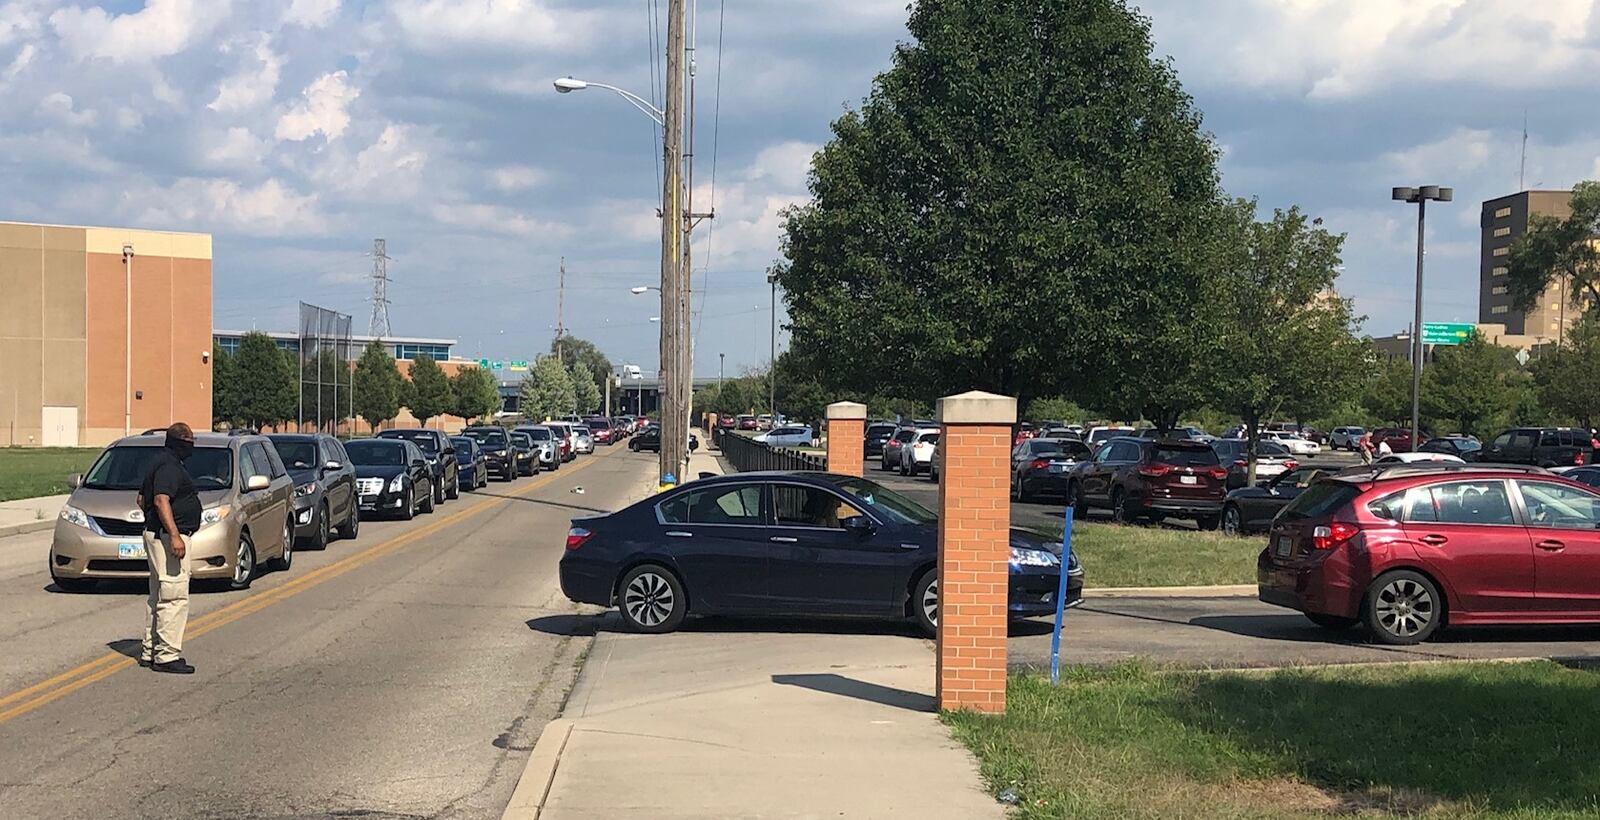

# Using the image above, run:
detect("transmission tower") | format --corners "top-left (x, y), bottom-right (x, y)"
top-left (369, 238), bottom-right (391, 338)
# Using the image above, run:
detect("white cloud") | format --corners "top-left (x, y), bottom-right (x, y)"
top-left (0, 1), bottom-right (45, 47)
top-left (430, 201), bottom-right (572, 238)
top-left (345, 124), bottom-right (427, 192)
top-left (275, 70), bottom-right (358, 141)
top-left (205, 126), bottom-right (269, 167)
top-left (114, 107), bottom-right (144, 131)
top-left (209, 37), bottom-right (284, 113)
top-left (2, 41), bottom-right (34, 80)
top-left (49, 0), bottom-right (233, 64)
top-left (744, 141), bottom-right (818, 191)
top-left (133, 177), bottom-right (324, 236)
top-left (490, 164), bottom-right (546, 191)
top-left (284, 0), bottom-right (341, 29)
top-left (390, 0), bottom-right (596, 52)
top-left (37, 91), bottom-right (95, 126)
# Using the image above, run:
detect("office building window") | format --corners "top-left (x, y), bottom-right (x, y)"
top-left (216, 336), bottom-right (240, 356)
top-left (1492, 286), bottom-right (1507, 295)
top-left (1494, 207), bottom-right (1512, 218)
top-left (1492, 246), bottom-right (1510, 257)
top-left (1492, 266), bottom-right (1508, 276)
top-left (1491, 305), bottom-right (1509, 315)
top-left (1493, 226), bottom-right (1512, 238)
top-left (393, 343), bottom-right (451, 360)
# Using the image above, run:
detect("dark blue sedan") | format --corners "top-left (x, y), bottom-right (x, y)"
top-left (559, 471), bottom-right (1084, 634)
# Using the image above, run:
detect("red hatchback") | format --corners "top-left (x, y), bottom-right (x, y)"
top-left (1259, 464), bottom-right (1600, 644)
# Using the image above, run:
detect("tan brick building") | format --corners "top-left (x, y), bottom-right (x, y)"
top-left (1479, 190), bottom-right (1582, 340)
top-left (0, 221), bottom-right (213, 447)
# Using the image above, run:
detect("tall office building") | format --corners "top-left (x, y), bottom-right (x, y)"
top-left (1479, 190), bottom-right (1575, 338)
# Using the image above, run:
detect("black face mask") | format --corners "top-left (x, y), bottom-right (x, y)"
top-left (167, 438), bottom-right (194, 461)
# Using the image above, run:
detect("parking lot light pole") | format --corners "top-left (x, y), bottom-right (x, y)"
top-left (767, 272), bottom-right (778, 418)
top-left (1392, 185), bottom-right (1452, 453)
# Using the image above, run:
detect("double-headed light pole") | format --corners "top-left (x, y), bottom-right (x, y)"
top-left (1391, 185), bottom-right (1452, 453)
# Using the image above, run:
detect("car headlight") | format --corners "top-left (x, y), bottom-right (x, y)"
top-left (60, 505), bottom-right (92, 530)
top-left (200, 507), bottom-right (231, 528)
top-left (389, 474), bottom-right (406, 493)
top-left (1009, 547), bottom-right (1061, 568)
top-left (294, 481), bottom-right (319, 498)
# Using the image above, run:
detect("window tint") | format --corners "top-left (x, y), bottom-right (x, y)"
top-left (659, 485), bottom-right (764, 525)
top-left (773, 485), bottom-right (865, 529)
top-left (1541, 431), bottom-right (1561, 447)
top-left (1492, 432), bottom-right (1511, 450)
top-left (261, 443), bottom-right (287, 477)
top-left (1152, 446), bottom-right (1219, 467)
top-left (1510, 432), bottom-right (1537, 451)
top-left (1256, 441), bottom-right (1290, 457)
top-left (239, 444), bottom-right (263, 478)
top-left (273, 440), bottom-right (318, 470)
top-left (1280, 482), bottom-right (1360, 520)
top-left (894, 430), bottom-right (916, 443)
top-left (1401, 481), bottom-right (1515, 525)
top-left (1517, 481), bottom-right (1600, 530)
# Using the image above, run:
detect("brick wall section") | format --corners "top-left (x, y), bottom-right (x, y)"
top-left (824, 401), bottom-right (867, 477)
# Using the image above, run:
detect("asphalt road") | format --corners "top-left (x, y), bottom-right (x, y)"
top-left (0, 443), bottom-right (653, 819)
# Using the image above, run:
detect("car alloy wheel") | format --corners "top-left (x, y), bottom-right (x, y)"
top-left (1111, 490), bottom-right (1130, 524)
top-left (1222, 505), bottom-right (1243, 537)
top-left (231, 533), bottom-right (257, 590)
top-left (912, 569), bottom-right (938, 637)
top-left (399, 488), bottom-right (415, 521)
top-left (339, 501), bottom-right (359, 540)
top-left (447, 474), bottom-right (460, 500)
top-left (619, 565), bottom-right (686, 633)
top-left (1365, 571), bottom-right (1440, 645)
top-left (271, 517), bottom-right (294, 571)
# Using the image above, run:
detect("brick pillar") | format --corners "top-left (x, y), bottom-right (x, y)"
top-left (936, 390), bottom-right (1016, 713)
top-left (824, 401), bottom-right (866, 477)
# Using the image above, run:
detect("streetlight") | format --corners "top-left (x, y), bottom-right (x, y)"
top-left (1392, 184), bottom-right (1453, 453)
top-left (767, 272), bottom-right (779, 418)
top-left (552, 77), bottom-right (665, 126)
top-left (631, 285), bottom-right (656, 294)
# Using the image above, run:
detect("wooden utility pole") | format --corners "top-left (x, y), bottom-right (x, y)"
top-left (658, 0), bottom-right (687, 481)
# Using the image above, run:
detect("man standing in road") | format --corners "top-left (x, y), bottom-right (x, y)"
top-left (139, 423), bottom-right (200, 674)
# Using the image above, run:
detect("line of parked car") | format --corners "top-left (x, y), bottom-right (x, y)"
top-left (46, 415), bottom-right (654, 593)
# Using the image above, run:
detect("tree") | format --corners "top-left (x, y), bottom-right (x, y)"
top-left (352, 341), bottom-right (402, 433)
top-left (406, 354), bottom-right (453, 426)
top-left (1361, 354), bottom-right (1414, 427)
top-left (212, 341), bottom-right (240, 428)
top-left (570, 361), bottom-right (601, 414)
top-left (1208, 200), bottom-right (1365, 481)
top-left (1027, 397), bottom-right (1088, 424)
top-left (1421, 332), bottom-right (1521, 439)
top-left (1533, 315), bottom-right (1600, 430)
top-left (451, 366), bottom-right (502, 423)
top-left (774, 0), bottom-right (1223, 419)
top-left (298, 348), bottom-right (350, 433)
top-left (552, 336), bottom-right (613, 394)
top-left (1506, 181), bottom-right (1600, 317)
top-left (232, 331), bottom-right (297, 430)
top-left (519, 356), bottom-right (574, 421)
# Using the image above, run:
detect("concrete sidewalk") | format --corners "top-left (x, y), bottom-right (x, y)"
top-left (0, 494), bottom-right (68, 539)
top-left (509, 625), bottom-right (1003, 820)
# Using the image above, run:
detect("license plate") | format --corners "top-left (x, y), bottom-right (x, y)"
top-left (1180, 475), bottom-right (1198, 485)
top-left (1274, 535), bottom-right (1293, 558)
top-left (118, 542), bottom-right (147, 559)
top-left (1049, 464), bottom-right (1068, 473)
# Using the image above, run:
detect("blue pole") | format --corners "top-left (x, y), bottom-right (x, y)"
top-left (1050, 505), bottom-right (1074, 685)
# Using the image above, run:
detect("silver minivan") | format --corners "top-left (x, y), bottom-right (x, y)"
top-left (50, 433), bottom-right (297, 592)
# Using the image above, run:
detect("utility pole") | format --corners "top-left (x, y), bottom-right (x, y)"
top-left (718, 353), bottom-right (724, 391)
top-left (768, 272), bottom-right (778, 418)
top-left (369, 239), bottom-right (391, 338)
top-left (555, 256), bottom-right (567, 362)
top-left (658, 0), bottom-right (687, 482)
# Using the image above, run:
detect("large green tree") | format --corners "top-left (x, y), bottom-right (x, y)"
top-left (570, 361), bottom-right (601, 414)
top-left (1533, 315), bottom-right (1600, 430)
top-left (298, 348), bottom-right (350, 432)
top-left (519, 356), bottom-right (574, 421)
top-left (1361, 354), bottom-right (1415, 427)
top-left (406, 354), bottom-right (453, 426)
top-left (232, 331), bottom-right (297, 429)
top-left (211, 341), bottom-right (240, 428)
top-left (1421, 332), bottom-right (1522, 439)
top-left (451, 366), bottom-right (502, 423)
top-left (774, 0), bottom-right (1223, 421)
top-left (552, 336), bottom-right (613, 394)
top-left (352, 341), bottom-right (402, 433)
top-left (1506, 181), bottom-right (1600, 316)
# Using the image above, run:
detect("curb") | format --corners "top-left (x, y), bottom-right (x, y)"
top-left (1083, 584), bottom-right (1256, 598)
top-left (500, 718), bottom-right (574, 820)
top-left (0, 519), bottom-right (54, 539)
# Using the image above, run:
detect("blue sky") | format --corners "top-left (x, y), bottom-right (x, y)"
top-left (3, 0), bottom-right (1599, 376)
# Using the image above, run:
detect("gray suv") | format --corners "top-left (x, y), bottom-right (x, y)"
top-left (268, 434), bottom-right (360, 550)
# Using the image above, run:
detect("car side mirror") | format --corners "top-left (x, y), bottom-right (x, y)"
top-left (412, 458), bottom-right (427, 469)
top-left (324, 460), bottom-right (343, 471)
top-left (68, 473), bottom-right (83, 489)
top-left (246, 474), bottom-right (271, 492)
top-left (842, 515), bottom-right (876, 535)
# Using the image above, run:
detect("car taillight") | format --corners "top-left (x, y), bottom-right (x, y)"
top-left (1311, 522), bottom-right (1359, 550)
top-left (1578, 451), bottom-right (1588, 465)
top-left (1137, 463), bottom-right (1172, 477)
top-left (566, 527), bottom-right (593, 550)
top-left (1283, 460), bottom-right (1298, 470)
top-left (1591, 438), bottom-right (1599, 451)
top-left (1232, 459), bottom-right (1246, 468)
top-left (1207, 466), bottom-right (1227, 480)
top-left (1029, 458), bottom-right (1051, 471)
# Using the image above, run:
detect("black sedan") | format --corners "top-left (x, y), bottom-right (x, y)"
top-left (460, 426), bottom-right (516, 480)
top-left (1220, 463), bottom-right (1334, 536)
top-left (509, 431), bottom-right (539, 477)
top-left (1418, 435), bottom-right (1483, 461)
top-left (628, 428), bottom-right (700, 453)
top-left (451, 436), bottom-right (489, 490)
top-left (559, 471), bottom-right (1084, 635)
top-left (345, 439), bottom-right (434, 520)
top-left (1011, 438), bottom-right (1092, 502)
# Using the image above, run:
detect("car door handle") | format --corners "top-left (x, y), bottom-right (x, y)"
top-left (769, 536), bottom-right (798, 543)
top-left (1418, 534), bottom-right (1448, 546)
top-left (899, 543), bottom-right (921, 550)
top-left (665, 531), bottom-right (693, 538)
top-left (1537, 539), bottom-right (1566, 552)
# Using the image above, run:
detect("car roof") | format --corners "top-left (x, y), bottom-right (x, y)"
top-left (347, 437), bottom-right (406, 446)
top-left (112, 432), bottom-right (242, 448)
top-left (1330, 463), bottom-right (1552, 485)
top-left (265, 433), bottom-right (322, 442)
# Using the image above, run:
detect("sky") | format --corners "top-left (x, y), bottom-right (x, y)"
top-left (3, 0), bottom-right (1600, 378)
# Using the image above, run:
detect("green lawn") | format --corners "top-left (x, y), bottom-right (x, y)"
top-left (1036, 521), bottom-right (1265, 588)
top-left (0, 447), bottom-right (102, 502)
top-left (946, 662), bottom-right (1600, 819)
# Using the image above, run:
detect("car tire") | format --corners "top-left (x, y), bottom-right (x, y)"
top-left (1306, 613), bottom-right (1359, 631)
top-left (398, 487), bottom-right (415, 521)
top-left (51, 574), bottom-right (96, 593)
top-left (230, 532), bottom-right (257, 590)
top-left (447, 474), bottom-right (460, 500)
top-left (421, 484), bottom-right (436, 514)
top-left (337, 501), bottom-right (360, 540)
top-left (1197, 514), bottom-right (1221, 532)
top-left (1071, 483), bottom-right (1089, 521)
top-left (1362, 570), bottom-right (1442, 645)
top-left (1222, 505), bottom-right (1243, 537)
top-left (270, 517), bottom-right (294, 571)
top-left (434, 477), bottom-right (446, 505)
top-left (912, 569), bottom-right (938, 638)
top-left (617, 564), bottom-right (688, 633)
top-left (1111, 489), bottom-right (1132, 525)
top-left (308, 503), bottom-right (331, 550)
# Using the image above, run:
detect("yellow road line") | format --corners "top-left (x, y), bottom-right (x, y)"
top-left (0, 450), bottom-right (619, 727)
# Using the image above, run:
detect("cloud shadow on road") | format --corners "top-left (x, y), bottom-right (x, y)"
top-left (772, 673), bottom-right (934, 712)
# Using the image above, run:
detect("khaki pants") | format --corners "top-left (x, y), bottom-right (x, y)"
top-left (142, 530), bottom-right (191, 664)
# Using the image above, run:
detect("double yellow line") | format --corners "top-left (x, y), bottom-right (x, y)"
top-left (0, 451), bottom-right (613, 726)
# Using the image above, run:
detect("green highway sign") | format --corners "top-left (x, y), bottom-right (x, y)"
top-left (492, 361), bottom-right (504, 370)
top-left (510, 360), bottom-right (529, 372)
top-left (1421, 322), bottom-right (1474, 346)
top-left (477, 358), bottom-right (490, 368)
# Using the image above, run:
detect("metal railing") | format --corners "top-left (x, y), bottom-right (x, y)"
top-left (714, 428), bottom-right (826, 472)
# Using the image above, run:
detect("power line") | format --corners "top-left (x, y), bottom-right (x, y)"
top-left (646, 0), bottom-right (663, 194)
top-left (695, 0), bottom-right (726, 335)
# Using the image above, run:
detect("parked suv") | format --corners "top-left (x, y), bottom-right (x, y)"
top-left (376, 428), bottom-right (460, 503)
top-left (880, 428), bottom-right (928, 472)
top-left (51, 433), bottom-right (296, 592)
top-left (864, 422), bottom-right (898, 457)
top-left (460, 426), bottom-right (515, 480)
top-left (1329, 426), bottom-right (1366, 451)
top-left (1480, 427), bottom-right (1595, 468)
top-left (514, 425), bottom-right (561, 471)
top-left (267, 433), bottom-right (360, 550)
top-left (1069, 438), bottom-right (1227, 528)
top-left (1258, 463), bottom-right (1600, 644)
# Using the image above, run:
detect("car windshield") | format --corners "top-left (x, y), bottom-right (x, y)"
top-left (1280, 481), bottom-right (1361, 520)
top-left (451, 438), bottom-right (474, 455)
top-left (519, 428), bottom-right (550, 440)
top-left (511, 433), bottom-right (531, 446)
top-left (1153, 445), bottom-right (1219, 466)
top-left (832, 476), bottom-right (937, 525)
top-left (271, 440), bottom-right (318, 470)
top-left (1256, 441), bottom-right (1290, 457)
top-left (867, 424), bottom-right (896, 436)
top-left (1034, 441), bottom-right (1087, 458)
top-left (345, 441), bottom-right (407, 467)
top-left (587, 419), bottom-right (610, 429)
top-left (382, 432), bottom-right (439, 453)
top-left (462, 428), bottom-right (508, 446)
top-left (83, 445), bottom-right (234, 491)
top-left (576, 427), bottom-right (591, 436)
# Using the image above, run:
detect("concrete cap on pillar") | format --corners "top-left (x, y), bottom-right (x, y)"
top-left (825, 401), bottom-right (868, 421)
top-left (937, 391), bottom-right (1017, 425)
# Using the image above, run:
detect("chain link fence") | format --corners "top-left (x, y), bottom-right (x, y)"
top-left (298, 302), bottom-right (353, 434)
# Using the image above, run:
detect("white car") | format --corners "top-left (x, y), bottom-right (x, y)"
top-left (1086, 426), bottom-right (1136, 450)
top-left (573, 426), bottom-right (595, 454)
top-left (1261, 430), bottom-right (1320, 456)
top-left (1375, 452), bottom-right (1464, 465)
top-left (901, 429), bottom-right (941, 476)
top-left (754, 425), bottom-right (813, 448)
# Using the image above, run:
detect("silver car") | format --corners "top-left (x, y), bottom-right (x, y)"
top-left (573, 426), bottom-right (595, 454)
top-left (50, 433), bottom-right (297, 592)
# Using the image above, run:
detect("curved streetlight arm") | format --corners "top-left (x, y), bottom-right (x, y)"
top-left (558, 79), bottom-right (665, 126)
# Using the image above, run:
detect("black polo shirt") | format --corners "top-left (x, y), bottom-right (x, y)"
top-left (141, 449), bottom-right (202, 535)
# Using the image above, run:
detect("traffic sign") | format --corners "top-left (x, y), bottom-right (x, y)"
top-left (1421, 322), bottom-right (1474, 346)
top-left (510, 360), bottom-right (529, 371)
top-left (492, 360), bottom-right (504, 370)
top-left (477, 358), bottom-right (490, 368)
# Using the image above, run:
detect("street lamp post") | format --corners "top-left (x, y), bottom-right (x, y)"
top-left (767, 272), bottom-right (778, 418)
top-left (1391, 185), bottom-right (1453, 453)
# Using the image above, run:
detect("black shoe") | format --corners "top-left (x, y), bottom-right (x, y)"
top-left (137, 657), bottom-right (153, 668)
top-left (151, 659), bottom-right (195, 675)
